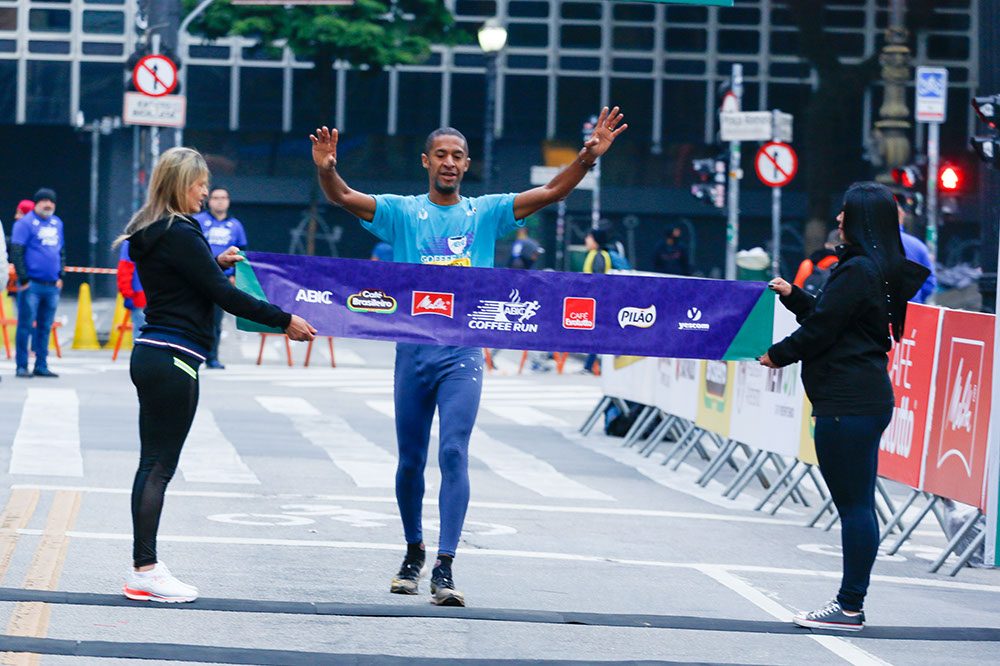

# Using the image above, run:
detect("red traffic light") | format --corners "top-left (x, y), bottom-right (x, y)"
top-left (939, 165), bottom-right (961, 191)
top-left (891, 166), bottom-right (919, 189)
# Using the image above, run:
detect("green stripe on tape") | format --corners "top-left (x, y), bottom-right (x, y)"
top-left (173, 357), bottom-right (198, 380)
top-left (234, 253), bottom-right (284, 334)
top-left (722, 288), bottom-right (775, 361)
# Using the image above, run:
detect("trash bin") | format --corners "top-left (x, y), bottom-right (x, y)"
top-left (736, 247), bottom-right (770, 282)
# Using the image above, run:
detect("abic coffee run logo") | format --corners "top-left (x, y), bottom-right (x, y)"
top-left (467, 289), bottom-right (540, 332)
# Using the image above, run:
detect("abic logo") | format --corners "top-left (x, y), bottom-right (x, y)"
top-left (563, 297), bottom-right (596, 330)
top-left (295, 289), bottom-right (333, 304)
top-left (412, 291), bottom-right (454, 318)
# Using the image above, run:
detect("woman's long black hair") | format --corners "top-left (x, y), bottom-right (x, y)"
top-left (839, 182), bottom-right (910, 342)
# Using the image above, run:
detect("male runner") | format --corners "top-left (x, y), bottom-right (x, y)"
top-left (310, 106), bottom-right (626, 606)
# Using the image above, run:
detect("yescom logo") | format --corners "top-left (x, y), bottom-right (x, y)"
top-left (679, 306), bottom-right (709, 331)
top-left (687, 307), bottom-right (702, 321)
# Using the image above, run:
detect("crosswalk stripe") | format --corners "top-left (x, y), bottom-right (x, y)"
top-left (178, 409), bottom-right (260, 484)
top-left (10, 389), bottom-right (83, 477)
top-left (480, 405), bottom-right (568, 427)
top-left (366, 400), bottom-right (613, 501)
top-left (256, 396), bottom-right (397, 488)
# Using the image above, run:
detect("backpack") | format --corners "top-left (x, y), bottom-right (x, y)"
top-left (802, 260), bottom-right (837, 296)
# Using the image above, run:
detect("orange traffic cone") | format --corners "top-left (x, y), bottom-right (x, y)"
top-left (104, 293), bottom-right (132, 351)
top-left (71, 283), bottom-right (101, 350)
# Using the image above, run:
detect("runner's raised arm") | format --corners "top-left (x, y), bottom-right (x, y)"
top-left (311, 126), bottom-right (377, 222)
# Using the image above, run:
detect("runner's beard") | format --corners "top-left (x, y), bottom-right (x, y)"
top-left (433, 178), bottom-right (459, 195)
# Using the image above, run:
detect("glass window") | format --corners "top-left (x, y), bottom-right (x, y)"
top-left (186, 65), bottom-right (231, 130)
top-left (662, 80), bottom-right (706, 145)
top-left (665, 58), bottom-right (705, 75)
top-left (561, 2), bottom-right (602, 20)
top-left (292, 68), bottom-right (335, 134)
top-left (665, 28), bottom-right (707, 52)
top-left (189, 45), bottom-right (229, 60)
top-left (718, 30), bottom-right (759, 55)
top-left (29, 8), bottom-right (70, 32)
top-left (26, 60), bottom-right (71, 124)
top-left (561, 25), bottom-right (601, 49)
top-left (928, 35), bottom-right (969, 60)
top-left (502, 75), bottom-right (546, 141)
top-left (454, 52), bottom-right (486, 68)
top-left (613, 3), bottom-right (653, 21)
top-left (509, 1), bottom-right (548, 18)
top-left (85, 0), bottom-right (125, 4)
top-left (455, 0), bottom-right (497, 16)
top-left (612, 57), bottom-right (652, 74)
top-left (82, 41), bottom-right (124, 56)
top-left (29, 40), bottom-right (70, 54)
top-left (448, 73), bottom-right (486, 139)
top-left (507, 54), bottom-right (546, 70)
top-left (397, 72), bottom-right (442, 136)
top-left (719, 7), bottom-right (759, 25)
top-left (610, 78), bottom-right (652, 138)
top-left (0, 60), bottom-right (14, 123)
top-left (555, 76), bottom-right (600, 140)
top-left (240, 68), bottom-right (282, 131)
top-left (559, 55), bottom-right (600, 71)
top-left (0, 8), bottom-right (17, 31)
top-left (613, 26), bottom-right (653, 51)
top-left (770, 30), bottom-right (799, 56)
top-left (83, 10), bottom-right (124, 34)
top-left (242, 45), bottom-right (281, 61)
top-left (344, 70), bottom-right (389, 135)
top-left (507, 22), bottom-right (548, 48)
top-left (80, 62), bottom-right (122, 121)
top-left (665, 6), bottom-right (707, 23)
top-left (0, 39), bottom-right (14, 52)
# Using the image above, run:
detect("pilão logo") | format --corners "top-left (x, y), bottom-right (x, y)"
top-left (618, 305), bottom-right (656, 329)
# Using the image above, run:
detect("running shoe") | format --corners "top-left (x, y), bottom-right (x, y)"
top-left (123, 562), bottom-right (198, 603)
top-left (390, 552), bottom-right (426, 595)
top-left (793, 600), bottom-right (864, 631)
top-left (430, 570), bottom-right (465, 607)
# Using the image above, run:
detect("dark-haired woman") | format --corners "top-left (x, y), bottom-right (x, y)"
top-left (759, 182), bottom-right (929, 631)
top-left (116, 147), bottom-right (316, 602)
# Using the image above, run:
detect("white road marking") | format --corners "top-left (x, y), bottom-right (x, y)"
top-left (698, 566), bottom-right (892, 666)
top-left (256, 395), bottom-right (397, 488)
top-left (179, 409), bottom-right (260, 484)
top-left (9, 388), bottom-right (83, 477)
top-left (480, 404), bottom-right (568, 427)
top-left (17, 525), bottom-right (1000, 595)
top-left (367, 400), bottom-right (613, 501)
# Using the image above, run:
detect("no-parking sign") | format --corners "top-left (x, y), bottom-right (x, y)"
top-left (133, 54), bottom-right (177, 97)
top-left (754, 142), bottom-right (797, 188)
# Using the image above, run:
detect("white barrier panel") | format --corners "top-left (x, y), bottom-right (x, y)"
top-left (653, 358), bottom-right (699, 422)
top-left (599, 354), bottom-right (658, 406)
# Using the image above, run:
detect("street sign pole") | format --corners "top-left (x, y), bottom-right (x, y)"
top-left (725, 64), bottom-right (743, 281)
top-left (771, 110), bottom-right (782, 278)
top-left (926, 121), bottom-right (940, 262)
top-left (916, 66), bottom-right (948, 265)
top-left (150, 34), bottom-right (161, 168)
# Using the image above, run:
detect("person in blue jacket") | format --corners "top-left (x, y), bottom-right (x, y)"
top-left (193, 187), bottom-right (248, 369)
top-left (311, 106), bottom-right (627, 607)
top-left (10, 188), bottom-right (64, 378)
top-left (896, 204), bottom-right (937, 304)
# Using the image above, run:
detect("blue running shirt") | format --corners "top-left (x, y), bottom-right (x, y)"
top-left (363, 193), bottom-right (521, 268)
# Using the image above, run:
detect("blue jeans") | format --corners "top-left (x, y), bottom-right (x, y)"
top-left (814, 412), bottom-right (893, 612)
top-left (16, 282), bottom-right (60, 371)
top-left (393, 343), bottom-right (484, 556)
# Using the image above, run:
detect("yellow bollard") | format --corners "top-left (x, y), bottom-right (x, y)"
top-left (104, 293), bottom-right (132, 351)
top-left (71, 283), bottom-right (101, 350)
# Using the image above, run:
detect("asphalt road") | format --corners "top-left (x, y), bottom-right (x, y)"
top-left (0, 325), bottom-right (997, 665)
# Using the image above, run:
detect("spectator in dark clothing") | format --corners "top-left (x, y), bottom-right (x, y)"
top-left (793, 229), bottom-right (842, 296)
top-left (651, 226), bottom-right (690, 275)
top-left (760, 182), bottom-right (929, 632)
top-left (117, 147), bottom-right (315, 604)
top-left (509, 227), bottom-right (543, 269)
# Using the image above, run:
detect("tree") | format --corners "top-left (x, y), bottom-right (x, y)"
top-left (184, 0), bottom-right (466, 124)
top-left (790, 0), bottom-right (934, 250)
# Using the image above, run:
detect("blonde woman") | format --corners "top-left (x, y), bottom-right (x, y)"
top-left (117, 147), bottom-right (315, 602)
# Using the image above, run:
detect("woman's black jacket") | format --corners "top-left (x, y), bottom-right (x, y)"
top-left (128, 215), bottom-right (290, 351)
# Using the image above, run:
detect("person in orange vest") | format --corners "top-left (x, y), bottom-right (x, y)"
top-left (792, 229), bottom-right (842, 296)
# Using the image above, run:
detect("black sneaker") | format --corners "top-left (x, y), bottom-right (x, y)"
top-left (15, 367), bottom-right (32, 378)
top-left (430, 570), bottom-right (465, 607)
top-left (32, 367), bottom-right (59, 378)
top-left (390, 553), bottom-right (425, 595)
top-left (793, 600), bottom-right (865, 631)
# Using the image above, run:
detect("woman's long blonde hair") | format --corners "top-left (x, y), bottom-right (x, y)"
top-left (113, 147), bottom-right (208, 248)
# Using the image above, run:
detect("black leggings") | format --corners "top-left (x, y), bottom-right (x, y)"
top-left (129, 344), bottom-right (200, 567)
top-left (813, 412), bottom-right (892, 612)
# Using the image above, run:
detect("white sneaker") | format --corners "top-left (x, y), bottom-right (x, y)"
top-left (123, 562), bottom-right (198, 603)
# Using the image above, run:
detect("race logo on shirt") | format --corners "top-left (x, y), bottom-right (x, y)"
top-left (467, 289), bottom-right (540, 333)
top-left (347, 289), bottom-right (397, 314)
top-left (421, 233), bottom-right (475, 266)
top-left (563, 297), bottom-right (596, 330)
top-left (412, 291), bottom-right (454, 318)
top-left (37, 225), bottom-right (60, 246)
top-left (447, 235), bottom-right (468, 255)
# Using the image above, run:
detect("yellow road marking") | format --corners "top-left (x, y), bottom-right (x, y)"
top-left (3, 490), bottom-right (81, 666)
top-left (0, 490), bottom-right (40, 586)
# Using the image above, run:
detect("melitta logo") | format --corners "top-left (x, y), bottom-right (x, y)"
top-left (563, 297), bottom-right (596, 330)
top-left (467, 289), bottom-right (540, 333)
top-left (946, 357), bottom-right (976, 433)
top-left (295, 289), bottom-right (333, 304)
top-left (347, 289), bottom-right (397, 314)
top-left (679, 305), bottom-right (710, 330)
top-left (412, 291), bottom-right (454, 318)
top-left (618, 305), bottom-right (656, 329)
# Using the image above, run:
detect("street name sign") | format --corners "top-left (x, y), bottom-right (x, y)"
top-left (916, 66), bottom-right (948, 123)
top-left (720, 111), bottom-right (792, 142)
top-left (123, 92), bottom-right (186, 127)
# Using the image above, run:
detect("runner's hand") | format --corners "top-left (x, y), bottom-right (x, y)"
top-left (310, 126), bottom-right (338, 170)
top-left (217, 246), bottom-right (244, 270)
top-left (285, 315), bottom-right (317, 342)
top-left (768, 277), bottom-right (791, 297)
top-left (581, 106), bottom-right (627, 162)
top-left (758, 352), bottom-right (779, 369)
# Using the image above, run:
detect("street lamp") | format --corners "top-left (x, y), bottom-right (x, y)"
top-left (478, 18), bottom-right (507, 193)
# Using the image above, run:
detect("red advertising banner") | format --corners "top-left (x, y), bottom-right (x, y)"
top-left (878, 304), bottom-right (942, 489)
top-left (922, 309), bottom-right (994, 509)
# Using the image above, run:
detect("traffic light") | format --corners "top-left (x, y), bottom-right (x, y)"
top-left (939, 164), bottom-right (961, 192)
top-left (891, 164), bottom-right (924, 216)
top-left (971, 94), bottom-right (1000, 168)
top-left (690, 157), bottom-right (726, 209)
top-left (891, 165), bottom-right (921, 189)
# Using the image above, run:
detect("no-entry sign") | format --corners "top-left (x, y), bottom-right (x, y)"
top-left (133, 55), bottom-right (178, 97)
top-left (754, 141), bottom-right (797, 188)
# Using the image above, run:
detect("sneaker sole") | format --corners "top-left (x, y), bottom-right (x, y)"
top-left (390, 579), bottom-right (420, 595)
top-left (793, 617), bottom-right (863, 631)
top-left (123, 585), bottom-right (196, 603)
top-left (430, 586), bottom-right (465, 607)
